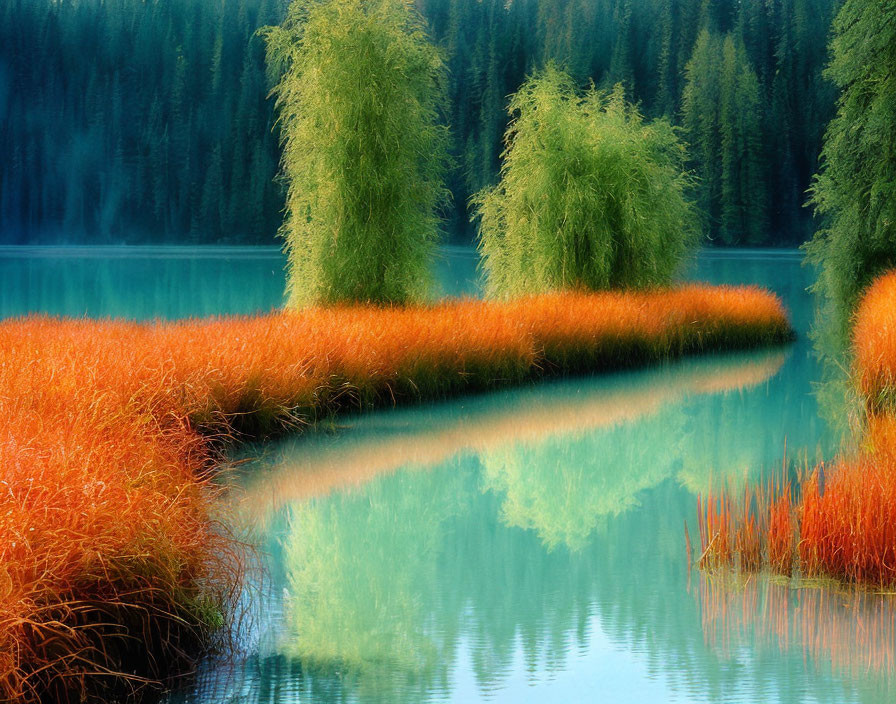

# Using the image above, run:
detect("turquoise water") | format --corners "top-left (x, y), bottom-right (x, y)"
top-left (4, 247), bottom-right (893, 702)
top-left (0, 245), bottom-right (477, 319)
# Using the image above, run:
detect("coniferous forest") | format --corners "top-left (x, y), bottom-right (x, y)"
top-left (0, 0), bottom-right (839, 245)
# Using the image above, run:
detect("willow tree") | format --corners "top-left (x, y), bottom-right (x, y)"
top-left (805, 0), bottom-right (896, 319)
top-left (473, 65), bottom-right (699, 299)
top-left (264, 0), bottom-right (450, 306)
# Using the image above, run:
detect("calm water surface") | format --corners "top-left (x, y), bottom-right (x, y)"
top-left (0, 245), bottom-right (477, 318)
top-left (3, 247), bottom-right (893, 703)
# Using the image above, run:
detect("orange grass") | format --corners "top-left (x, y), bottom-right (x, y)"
top-left (855, 270), bottom-right (896, 412)
top-left (699, 269), bottom-right (896, 587)
top-left (698, 473), bottom-right (797, 575)
top-left (0, 285), bottom-right (791, 702)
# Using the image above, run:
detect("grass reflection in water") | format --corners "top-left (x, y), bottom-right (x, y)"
top-left (225, 349), bottom-right (792, 702)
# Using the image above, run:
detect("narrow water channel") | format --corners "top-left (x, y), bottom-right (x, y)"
top-left (174, 251), bottom-right (888, 703)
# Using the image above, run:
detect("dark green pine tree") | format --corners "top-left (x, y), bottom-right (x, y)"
top-left (683, 29), bottom-right (765, 245)
top-left (718, 35), bottom-right (765, 245)
top-left (654, 0), bottom-right (677, 117)
top-left (607, 0), bottom-right (635, 91)
top-left (682, 29), bottom-right (722, 230)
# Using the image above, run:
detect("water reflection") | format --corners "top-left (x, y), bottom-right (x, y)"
top-left (151, 250), bottom-right (896, 703)
top-left (697, 575), bottom-right (896, 698)
top-left (236, 350), bottom-right (787, 524)
top-left (236, 352), bottom-right (787, 702)
top-left (173, 352), bottom-right (862, 702)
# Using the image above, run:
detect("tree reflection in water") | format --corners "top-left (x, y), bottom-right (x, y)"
top-left (168, 340), bottom-right (889, 704)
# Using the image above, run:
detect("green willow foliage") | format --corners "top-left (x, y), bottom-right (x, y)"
top-left (805, 0), bottom-right (896, 320)
top-left (473, 66), bottom-right (699, 298)
top-left (264, 0), bottom-right (450, 306)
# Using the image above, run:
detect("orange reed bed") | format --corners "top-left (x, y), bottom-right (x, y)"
top-left (699, 270), bottom-right (896, 587)
top-left (0, 285), bottom-right (790, 702)
top-left (854, 270), bottom-right (896, 413)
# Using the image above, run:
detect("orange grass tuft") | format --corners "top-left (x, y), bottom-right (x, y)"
top-left (698, 269), bottom-right (896, 587)
top-left (697, 492), bottom-right (733, 569)
top-left (854, 270), bottom-right (896, 412)
top-left (698, 474), bottom-right (797, 575)
top-left (0, 285), bottom-right (791, 701)
top-left (765, 484), bottom-right (794, 575)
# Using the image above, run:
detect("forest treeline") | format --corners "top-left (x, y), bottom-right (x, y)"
top-left (0, 0), bottom-right (839, 245)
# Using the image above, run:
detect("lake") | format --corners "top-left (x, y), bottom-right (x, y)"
top-left (0, 245), bottom-right (478, 319)
top-left (3, 246), bottom-right (893, 703)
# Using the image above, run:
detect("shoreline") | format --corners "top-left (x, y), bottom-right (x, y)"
top-left (0, 284), bottom-right (792, 701)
